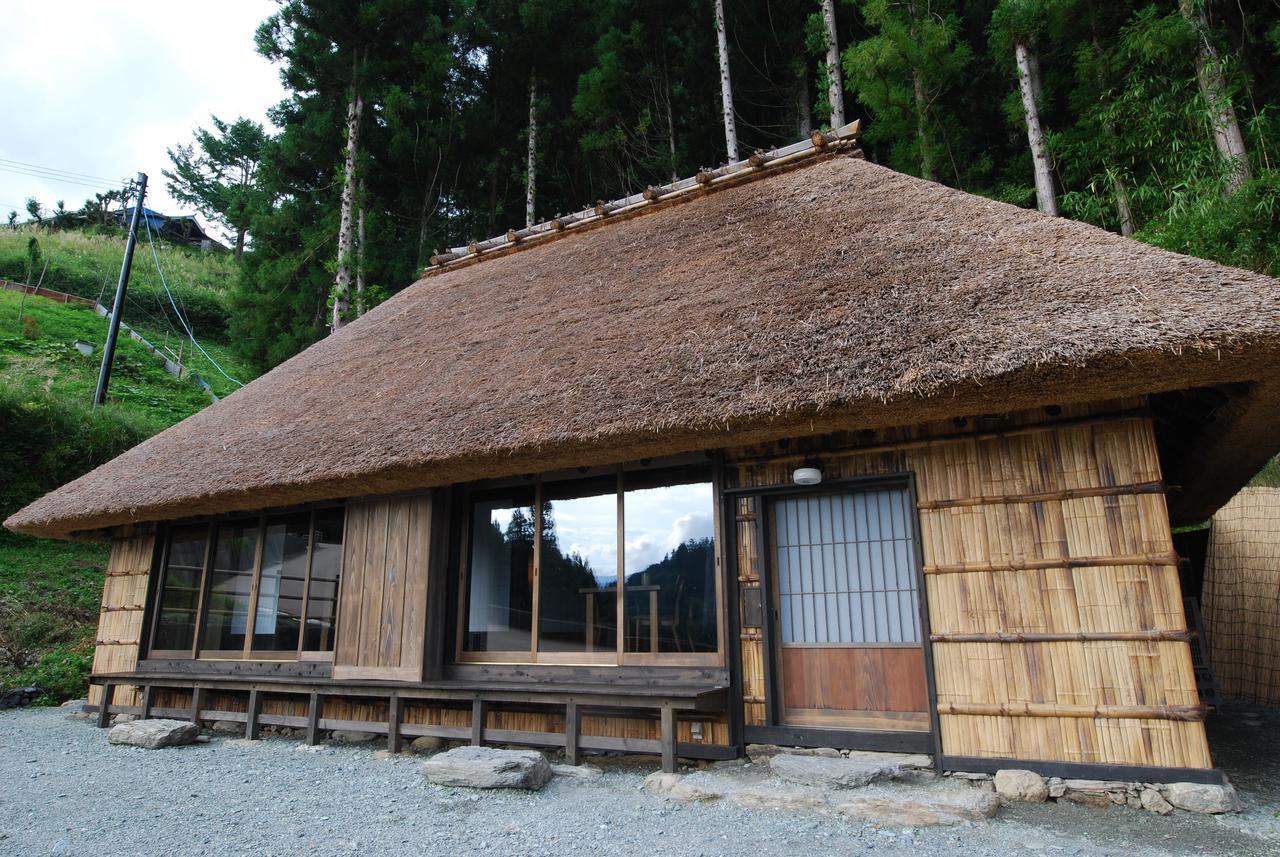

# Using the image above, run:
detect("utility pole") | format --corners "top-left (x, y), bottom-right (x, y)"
top-left (94, 172), bottom-right (147, 408)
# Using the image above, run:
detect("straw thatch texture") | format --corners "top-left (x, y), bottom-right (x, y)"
top-left (1202, 487), bottom-right (1280, 706)
top-left (730, 403), bottom-right (1212, 768)
top-left (88, 530), bottom-right (154, 711)
top-left (8, 154), bottom-right (1280, 542)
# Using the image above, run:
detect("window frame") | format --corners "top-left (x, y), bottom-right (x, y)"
top-left (456, 463), bottom-right (725, 668)
top-left (145, 504), bottom-right (346, 663)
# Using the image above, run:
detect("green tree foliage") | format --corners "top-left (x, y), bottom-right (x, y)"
top-left (220, 0), bottom-right (1280, 372)
top-left (164, 116), bottom-right (269, 260)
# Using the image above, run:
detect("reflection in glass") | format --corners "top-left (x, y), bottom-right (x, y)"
top-left (539, 482), bottom-right (618, 654)
top-left (302, 508), bottom-right (344, 652)
top-left (624, 481), bottom-right (717, 653)
top-left (465, 495), bottom-right (535, 652)
top-left (153, 525), bottom-right (208, 651)
top-left (200, 520), bottom-right (260, 652)
top-left (252, 513), bottom-right (309, 653)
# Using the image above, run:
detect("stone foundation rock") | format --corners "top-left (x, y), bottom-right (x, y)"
top-left (836, 788), bottom-right (1000, 826)
top-left (422, 746), bottom-right (552, 790)
top-left (994, 769), bottom-right (1049, 803)
top-left (108, 718), bottom-right (199, 749)
top-left (1161, 781), bottom-right (1241, 814)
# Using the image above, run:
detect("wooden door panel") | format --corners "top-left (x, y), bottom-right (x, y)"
top-left (333, 494), bottom-right (434, 681)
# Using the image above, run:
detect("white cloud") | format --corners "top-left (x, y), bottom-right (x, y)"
top-left (0, 1), bottom-right (286, 238)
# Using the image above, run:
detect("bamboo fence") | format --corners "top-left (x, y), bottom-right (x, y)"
top-left (1202, 486), bottom-right (1280, 706)
top-left (88, 531), bottom-right (154, 710)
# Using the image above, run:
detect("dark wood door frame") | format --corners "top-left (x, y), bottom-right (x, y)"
top-left (733, 472), bottom-right (943, 762)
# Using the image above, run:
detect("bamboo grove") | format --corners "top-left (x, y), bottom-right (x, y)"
top-left (162, 0), bottom-right (1280, 370)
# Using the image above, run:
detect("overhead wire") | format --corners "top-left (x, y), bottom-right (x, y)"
top-left (141, 215), bottom-right (244, 388)
top-left (0, 157), bottom-right (121, 184)
top-left (0, 164), bottom-right (125, 192)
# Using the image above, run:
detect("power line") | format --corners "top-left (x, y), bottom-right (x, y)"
top-left (0, 157), bottom-right (122, 184)
top-left (0, 164), bottom-right (126, 192)
top-left (141, 215), bottom-right (244, 389)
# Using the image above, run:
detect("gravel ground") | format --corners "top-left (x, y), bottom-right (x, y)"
top-left (0, 707), bottom-right (1277, 857)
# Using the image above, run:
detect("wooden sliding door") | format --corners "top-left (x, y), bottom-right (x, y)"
top-left (769, 486), bottom-right (929, 733)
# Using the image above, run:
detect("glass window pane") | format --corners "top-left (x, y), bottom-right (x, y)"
top-left (623, 477), bottom-right (717, 654)
top-left (153, 525), bottom-right (207, 652)
top-left (539, 480), bottom-right (618, 655)
top-left (772, 488), bottom-right (920, 644)
top-left (465, 493), bottom-right (535, 653)
top-left (252, 513), bottom-right (310, 653)
top-left (302, 508), bottom-right (344, 653)
top-left (200, 520), bottom-right (260, 652)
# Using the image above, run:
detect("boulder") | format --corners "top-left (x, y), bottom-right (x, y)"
top-left (642, 771), bottom-right (724, 802)
top-left (330, 730), bottom-right (378, 744)
top-left (410, 736), bottom-right (444, 753)
top-left (209, 720), bottom-right (241, 735)
top-left (770, 752), bottom-right (900, 789)
top-left (110, 713), bottom-right (138, 725)
top-left (551, 763), bottom-right (603, 780)
top-left (108, 719), bottom-right (199, 749)
top-left (837, 789), bottom-right (1000, 827)
top-left (1047, 777), bottom-right (1067, 799)
top-left (422, 746), bottom-right (551, 790)
top-left (745, 744), bottom-right (782, 763)
top-left (727, 783), bottom-right (828, 813)
top-left (994, 769), bottom-right (1049, 804)
top-left (1161, 781), bottom-right (1242, 814)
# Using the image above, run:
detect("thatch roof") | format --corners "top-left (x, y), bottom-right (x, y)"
top-left (8, 150), bottom-right (1280, 540)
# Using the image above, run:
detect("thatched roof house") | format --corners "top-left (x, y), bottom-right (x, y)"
top-left (10, 127), bottom-right (1280, 783)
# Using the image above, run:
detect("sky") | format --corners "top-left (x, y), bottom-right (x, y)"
top-left (0, 1), bottom-right (286, 239)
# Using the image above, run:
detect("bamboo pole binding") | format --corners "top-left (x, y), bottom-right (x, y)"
top-left (938, 702), bottom-right (1207, 722)
top-left (931, 630), bottom-right (1191, 643)
top-left (924, 552), bottom-right (1180, 575)
top-left (917, 480), bottom-right (1165, 510)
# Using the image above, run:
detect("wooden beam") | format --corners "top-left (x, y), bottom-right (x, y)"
top-left (245, 689), bottom-right (262, 740)
top-left (471, 698), bottom-right (486, 746)
top-left (660, 703), bottom-right (676, 773)
top-left (139, 684), bottom-right (153, 719)
top-left (388, 694), bottom-right (402, 754)
top-left (96, 683), bottom-right (114, 728)
top-left (564, 700), bottom-right (579, 767)
top-left (306, 692), bottom-right (320, 745)
top-left (190, 686), bottom-right (204, 726)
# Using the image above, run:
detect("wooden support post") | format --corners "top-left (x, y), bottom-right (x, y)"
top-left (660, 703), bottom-right (676, 774)
top-left (140, 685), bottom-right (154, 719)
top-left (388, 694), bottom-right (402, 754)
top-left (471, 699), bottom-right (486, 747)
top-left (96, 683), bottom-right (114, 728)
top-left (245, 689), bottom-right (262, 741)
top-left (564, 700), bottom-right (580, 767)
top-left (306, 692), bottom-right (320, 746)
top-left (190, 686), bottom-right (204, 726)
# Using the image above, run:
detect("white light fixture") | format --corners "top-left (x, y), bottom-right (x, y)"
top-left (792, 465), bottom-right (823, 486)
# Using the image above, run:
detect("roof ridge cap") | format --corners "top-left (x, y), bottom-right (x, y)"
top-left (422, 121), bottom-right (862, 277)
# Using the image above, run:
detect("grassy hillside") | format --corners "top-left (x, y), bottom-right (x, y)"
top-left (0, 228), bottom-right (236, 341)
top-left (0, 277), bottom-right (253, 703)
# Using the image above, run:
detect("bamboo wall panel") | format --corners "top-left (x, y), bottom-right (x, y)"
top-left (1202, 487), bottom-right (1280, 705)
top-left (728, 401), bottom-right (1212, 769)
top-left (736, 496), bottom-right (767, 725)
top-left (89, 531), bottom-right (154, 709)
top-left (333, 494), bottom-right (433, 681)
